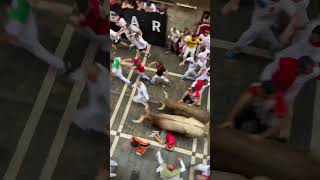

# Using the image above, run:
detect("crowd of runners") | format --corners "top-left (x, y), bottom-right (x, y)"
top-left (218, 0), bottom-right (320, 142)
top-left (110, 1), bottom-right (211, 179)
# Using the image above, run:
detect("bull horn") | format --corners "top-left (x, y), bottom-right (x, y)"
top-left (162, 90), bottom-right (169, 99)
top-left (132, 115), bottom-right (146, 123)
top-left (143, 103), bottom-right (150, 113)
top-left (157, 102), bottom-right (166, 110)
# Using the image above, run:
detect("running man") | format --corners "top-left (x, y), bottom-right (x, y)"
top-left (132, 81), bottom-right (149, 104)
top-left (122, 57), bottom-right (151, 80)
top-left (111, 57), bottom-right (132, 85)
top-left (183, 34), bottom-right (201, 61)
top-left (132, 32), bottom-right (151, 58)
top-left (180, 56), bottom-right (200, 80)
top-left (0, 0), bottom-right (66, 73)
top-left (222, 0), bottom-right (299, 59)
top-left (73, 63), bottom-right (108, 134)
top-left (148, 61), bottom-right (170, 85)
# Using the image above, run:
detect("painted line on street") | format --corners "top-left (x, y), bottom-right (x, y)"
top-left (110, 53), bottom-right (141, 129)
top-left (110, 48), bottom-right (151, 157)
top-left (39, 43), bottom-right (98, 180)
top-left (189, 138), bottom-right (198, 180)
top-left (3, 25), bottom-right (74, 180)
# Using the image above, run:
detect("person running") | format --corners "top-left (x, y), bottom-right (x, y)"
top-left (149, 61), bottom-right (170, 84)
top-left (111, 57), bottom-right (132, 85)
top-left (220, 81), bottom-right (288, 141)
top-left (222, 0), bottom-right (299, 59)
top-left (73, 63), bottom-right (108, 134)
top-left (114, 15), bottom-right (127, 38)
top-left (155, 151), bottom-right (186, 180)
top-left (0, 0), bottom-right (66, 73)
top-left (274, 19), bottom-right (320, 64)
top-left (198, 30), bottom-right (210, 54)
top-left (123, 57), bottom-right (150, 80)
top-left (130, 136), bottom-right (151, 155)
top-left (132, 81), bottom-right (149, 104)
top-left (69, 0), bottom-right (109, 52)
top-left (183, 34), bottom-right (200, 61)
top-left (132, 32), bottom-right (151, 58)
top-left (260, 56), bottom-right (317, 104)
top-left (179, 79), bottom-right (208, 106)
top-left (180, 56), bottom-right (200, 80)
top-left (166, 27), bottom-right (180, 54)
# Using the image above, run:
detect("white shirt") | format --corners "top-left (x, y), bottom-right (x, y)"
top-left (197, 68), bottom-right (210, 82)
top-left (136, 82), bottom-right (149, 100)
top-left (186, 57), bottom-right (199, 71)
top-left (143, 2), bottom-right (157, 12)
top-left (88, 65), bottom-right (108, 106)
top-left (169, 28), bottom-right (180, 43)
top-left (252, 0), bottom-right (296, 25)
top-left (197, 49), bottom-right (210, 62)
top-left (289, 0), bottom-right (310, 28)
top-left (134, 34), bottom-right (148, 49)
top-left (274, 18), bottom-right (320, 63)
top-left (199, 33), bottom-right (210, 49)
top-left (116, 18), bottom-right (127, 28)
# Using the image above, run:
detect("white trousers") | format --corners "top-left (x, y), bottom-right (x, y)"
top-left (133, 94), bottom-right (148, 104)
top-left (182, 68), bottom-right (197, 78)
top-left (151, 75), bottom-right (169, 84)
top-left (136, 71), bottom-right (150, 80)
top-left (112, 67), bottom-right (131, 84)
top-left (183, 47), bottom-right (196, 58)
top-left (234, 23), bottom-right (282, 50)
top-left (5, 13), bottom-right (65, 72)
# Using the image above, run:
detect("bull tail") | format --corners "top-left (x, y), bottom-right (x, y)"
top-left (132, 103), bottom-right (150, 123)
top-left (204, 122), bottom-right (210, 137)
top-left (163, 90), bottom-right (168, 99)
top-left (157, 91), bottom-right (168, 110)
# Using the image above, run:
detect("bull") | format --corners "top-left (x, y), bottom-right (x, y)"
top-left (133, 103), bottom-right (209, 138)
top-left (158, 91), bottom-right (210, 124)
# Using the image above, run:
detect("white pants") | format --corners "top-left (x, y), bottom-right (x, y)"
top-left (133, 94), bottom-right (148, 104)
top-left (156, 152), bottom-right (164, 173)
top-left (112, 67), bottom-right (131, 84)
top-left (182, 68), bottom-right (197, 78)
top-left (183, 47), bottom-right (196, 58)
top-left (234, 23), bottom-right (282, 50)
top-left (5, 13), bottom-right (65, 72)
top-left (194, 164), bottom-right (210, 176)
top-left (151, 75), bottom-right (169, 84)
top-left (73, 101), bottom-right (107, 133)
top-left (136, 71), bottom-right (150, 80)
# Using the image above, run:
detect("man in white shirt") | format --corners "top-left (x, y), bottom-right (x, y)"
top-left (132, 81), bottom-right (149, 104)
top-left (198, 30), bottom-right (210, 53)
top-left (143, 0), bottom-right (157, 13)
top-left (275, 17), bottom-right (320, 63)
top-left (133, 33), bottom-right (151, 58)
top-left (223, 0), bottom-right (299, 59)
top-left (180, 56), bottom-right (200, 80)
top-left (114, 15), bottom-right (127, 38)
top-left (166, 27), bottom-right (180, 54)
top-left (73, 63), bottom-right (108, 134)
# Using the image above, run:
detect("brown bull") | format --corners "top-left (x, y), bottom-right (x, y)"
top-left (133, 103), bottom-right (208, 138)
top-left (212, 127), bottom-right (320, 180)
top-left (158, 91), bottom-right (210, 124)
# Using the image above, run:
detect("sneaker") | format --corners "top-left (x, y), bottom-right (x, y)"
top-left (110, 173), bottom-right (117, 177)
top-left (224, 48), bottom-right (238, 59)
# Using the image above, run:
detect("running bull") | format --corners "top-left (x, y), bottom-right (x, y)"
top-left (158, 91), bottom-right (210, 124)
top-left (133, 103), bottom-right (208, 138)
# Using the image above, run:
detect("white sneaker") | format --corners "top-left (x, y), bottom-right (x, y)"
top-left (110, 173), bottom-right (117, 177)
